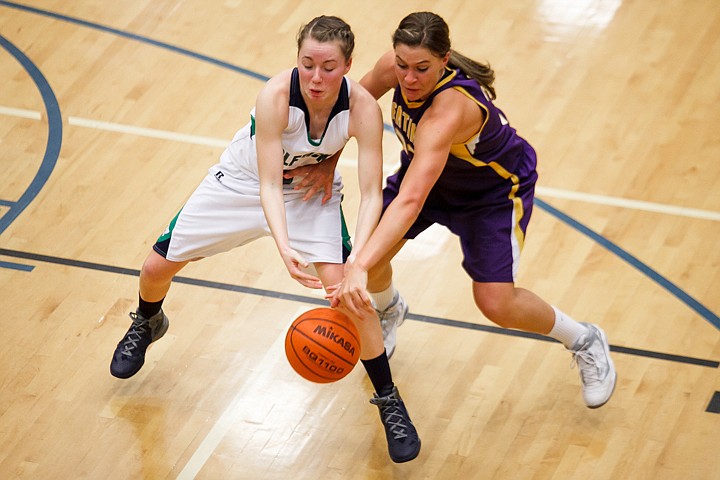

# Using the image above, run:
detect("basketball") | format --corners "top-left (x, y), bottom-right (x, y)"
top-left (285, 307), bottom-right (361, 383)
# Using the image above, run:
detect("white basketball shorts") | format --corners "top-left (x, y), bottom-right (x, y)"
top-left (154, 167), bottom-right (346, 264)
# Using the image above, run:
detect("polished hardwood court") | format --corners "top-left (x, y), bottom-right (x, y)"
top-left (1, 0), bottom-right (719, 478)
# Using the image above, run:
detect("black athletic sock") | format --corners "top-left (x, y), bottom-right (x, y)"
top-left (361, 350), bottom-right (394, 397)
top-left (138, 294), bottom-right (164, 319)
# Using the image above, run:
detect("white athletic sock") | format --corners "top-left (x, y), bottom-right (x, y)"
top-left (548, 306), bottom-right (589, 349)
top-left (370, 283), bottom-right (398, 311)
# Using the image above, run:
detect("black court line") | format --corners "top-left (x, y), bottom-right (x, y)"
top-left (1, 247), bottom-right (718, 369)
top-left (707, 392), bottom-right (720, 414)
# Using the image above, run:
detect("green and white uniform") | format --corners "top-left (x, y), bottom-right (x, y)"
top-left (154, 68), bottom-right (351, 263)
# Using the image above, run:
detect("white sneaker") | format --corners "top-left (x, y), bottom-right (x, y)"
top-left (377, 293), bottom-right (408, 359)
top-left (570, 323), bottom-right (617, 408)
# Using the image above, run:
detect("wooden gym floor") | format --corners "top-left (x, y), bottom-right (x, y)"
top-left (1, 0), bottom-right (719, 478)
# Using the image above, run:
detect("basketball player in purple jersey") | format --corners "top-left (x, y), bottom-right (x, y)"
top-left (330, 11), bottom-right (617, 408)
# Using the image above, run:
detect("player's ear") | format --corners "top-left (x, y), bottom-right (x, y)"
top-left (344, 57), bottom-right (353, 74)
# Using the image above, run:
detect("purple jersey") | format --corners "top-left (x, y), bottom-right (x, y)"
top-left (384, 67), bottom-right (538, 282)
top-left (390, 67), bottom-right (537, 201)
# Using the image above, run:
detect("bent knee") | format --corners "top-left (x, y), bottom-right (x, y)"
top-left (473, 287), bottom-right (516, 328)
top-left (141, 252), bottom-right (186, 283)
top-left (475, 300), bottom-right (514, 327)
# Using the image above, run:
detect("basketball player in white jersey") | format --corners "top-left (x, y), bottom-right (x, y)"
top-left (109, 15), bottom-right (420, 463)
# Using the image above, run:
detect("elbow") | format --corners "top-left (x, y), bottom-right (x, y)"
top-left (394, 193), bottom-right (425, 219)
top-left (405, 188), bottom-right (428, 213)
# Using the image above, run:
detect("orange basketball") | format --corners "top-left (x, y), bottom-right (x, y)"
top-left (285, 307), bottom-right (361, 383)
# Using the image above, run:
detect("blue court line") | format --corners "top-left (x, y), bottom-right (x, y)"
top-left (0, 260), bottom-right (34, 271)
top-left (0, 200), bottom-right (16, 207)
top-left (0, 33), bottom-right (62, 236)
top-left (0, 1), bottom-right (717, 330)
top-left (0, 0), bottom-right (396, 133)
top-left (535, 199), bottom-right (720, 330)
top-left (0, 0), bottom-right (268, 82)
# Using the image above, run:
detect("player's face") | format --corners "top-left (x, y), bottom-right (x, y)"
top-left (393, 44), bottom-right (449, 102)
top-left (297, 38), bottom-right (351, 105)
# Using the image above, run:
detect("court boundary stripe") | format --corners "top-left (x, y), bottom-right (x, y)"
top-left (4, 104), bottom-right (720, 223)
top-left (536, 199), bottom-right (720, 330)
top-left (536, 187), bottom-right (720, 222)
top-left (0, 34), bottom-right (63, 236)
top-left (0, 0), bottom-right (397, 134)
top-left (706, 391), bottom-right (720, 414)
top-left (5, 105), bottom-right (720, 223)
top-left (1, 247), bottom-right (716, 369)
top-left (0, 259), bottom-right (35, 271)
top-left (0, 105), bottom-right (41, 119)
top-left (0, 1), bottom-right (269, 82)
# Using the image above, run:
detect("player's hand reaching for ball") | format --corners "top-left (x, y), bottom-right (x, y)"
top-left (280, 247), bottom-right (322, 289)
top-left (326, 256), bottom-right (373, 316)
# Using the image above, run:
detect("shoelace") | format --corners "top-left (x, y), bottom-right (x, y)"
top-left (372, 398), bottom-right (409, 440)
top-left (571, 340), bottom-right (604, 386)
top-left (376, 301), bottom-right (401, 336)
top-left (374, 302), bottom-right (389, 320)
top-left (120, 315), bottom-right (149, 357)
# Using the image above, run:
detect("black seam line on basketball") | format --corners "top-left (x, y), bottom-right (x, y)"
top-left (1, 247), bottom-right (717, 370)
top-left (290, 319), bottom-right (357, 368)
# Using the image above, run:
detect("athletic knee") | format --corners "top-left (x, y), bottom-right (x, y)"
top-left (140, 252), bottom-right (183, 285)
top-left (473, 286), bottom-right (516, 328)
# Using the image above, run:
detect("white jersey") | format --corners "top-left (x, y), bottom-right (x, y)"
top-left (209, 68), bottom-right (351, 191)
top-left (157, 68), bottom-right (352, 264)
